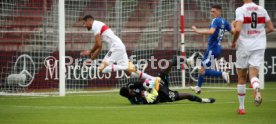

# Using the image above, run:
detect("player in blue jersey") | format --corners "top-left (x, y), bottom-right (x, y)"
top-left (190, 5), bottom-right (235, 94)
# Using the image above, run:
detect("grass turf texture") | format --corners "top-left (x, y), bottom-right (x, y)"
top-left (1, 83), bottom-right (276, 124)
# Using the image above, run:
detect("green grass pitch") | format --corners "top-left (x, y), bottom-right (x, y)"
top-left (1, 83), bottom-right (276, 124)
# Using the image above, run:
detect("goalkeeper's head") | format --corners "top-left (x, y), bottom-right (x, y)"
top-left (82, 15), bottom-right (94, 31)
top-left (120, 87), bottom-right (130, 98)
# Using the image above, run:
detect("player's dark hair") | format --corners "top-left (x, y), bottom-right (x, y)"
top-left (212, 4), bottom-right (222, 10)
top-left (120, 87), bottom-right (129, 98)
top-left (83, 15), bottom-right (94, 21)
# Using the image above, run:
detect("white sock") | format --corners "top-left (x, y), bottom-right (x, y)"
top-left (130, 71), bottom-right (155, 80)
top-left (102, 64), bottom-right (128, 73)
top-left (201, 98), bottom-right (210, 103)
top-left (250, 77), bottom-right (260, 90)
top-left (130, 72), bottom-right (139, 78)
top-left (237, 84), bottom-right (246, 109)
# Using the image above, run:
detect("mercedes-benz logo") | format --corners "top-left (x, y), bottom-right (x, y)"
top-left (14, 54), bottom-right (36, 87)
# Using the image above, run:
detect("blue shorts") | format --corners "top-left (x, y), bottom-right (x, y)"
top-left (201, 46), bottom-right (221, 68)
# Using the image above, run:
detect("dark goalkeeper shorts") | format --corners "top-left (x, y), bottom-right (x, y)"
top-left (157, 85), bottom-right (179, 103)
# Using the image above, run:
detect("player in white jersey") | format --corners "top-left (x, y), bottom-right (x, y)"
top-left (232, 0), bottom-right (274, 115)
top-left (81, 15), bottom-right (160, 82)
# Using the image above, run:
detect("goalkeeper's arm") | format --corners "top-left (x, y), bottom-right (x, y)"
top-left (142, 80), bottom-right (159, 103)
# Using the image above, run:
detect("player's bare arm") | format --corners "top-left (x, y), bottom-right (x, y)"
top-left (80, 34), bottom-right (102, 57)
top-left (266, 20), bottom-right (274, 34)
top-left (191, 5), bottom-right (221, 36)
top-left (192, 26), bottom-right (216, 35)
top-left (90, 34), bottom-right (102, 60)
top-left (231, 21), bottom-right (242, 48)
top-left (230, 21), bottom-right (236, 34)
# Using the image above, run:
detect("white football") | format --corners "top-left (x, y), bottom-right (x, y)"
top-left (143, 79), bottom-right (154, 90)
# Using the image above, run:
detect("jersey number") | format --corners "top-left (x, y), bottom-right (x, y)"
top-left (251, 12), bottom-right (257, 28)
top-left (217, 29), bottom-right (225, 44)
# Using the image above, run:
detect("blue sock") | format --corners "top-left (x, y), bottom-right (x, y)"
top-left (204, 69), bottom-right (222, 77)
top-left (197, 75), bottom-right (204, 87)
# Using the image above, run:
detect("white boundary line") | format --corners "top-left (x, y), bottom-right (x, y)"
top-left (1, 99), bottom-right (276, 110)
top-left (1, 87), bottom-right (276, 97)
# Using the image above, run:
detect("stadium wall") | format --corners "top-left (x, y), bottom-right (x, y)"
top-left (1, 48), bottom-right (275, 91)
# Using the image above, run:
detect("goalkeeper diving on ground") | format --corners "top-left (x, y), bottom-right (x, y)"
top-left (119, 58), bottom-right (216, 104)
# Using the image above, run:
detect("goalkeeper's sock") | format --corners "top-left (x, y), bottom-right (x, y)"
top-left (176, 93), bottom-right (202, 102)
top-left (190, 95), bottom-right (202, 102)
top-left (204, 69), bottom-right (222, 77)
top-left (197, 75), bottom-right (204, 87)
top-left (201, 98), bottom-right (216, 103)
top-left (101, 64), bottom-right (128, 73)
top-left (237, 84), bottom-right (246, 109)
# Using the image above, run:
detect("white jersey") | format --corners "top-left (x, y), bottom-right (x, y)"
top-left (235, 2), bottom-right (271, 51)
top-left (91, 20), bottom-right (125, 50)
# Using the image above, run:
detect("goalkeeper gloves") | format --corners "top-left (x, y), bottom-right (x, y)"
top-left (143, 89), bottom-right (158, 103)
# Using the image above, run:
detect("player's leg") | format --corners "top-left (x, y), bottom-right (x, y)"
top-left (98, 50), bottom-right (114, 72)
top-left (186, 52), bottom-right (199, 67)
top-left (203, 46), bottom-right (229, 82)
top-left (191, 67), bottom-right (205, 94)
top-left (98, 60), bottom-right (109, 72)
top-left (236, 68), bottom-right (247, 115)
top-left (159, 59), bottom-right (175, 75)
top-left (191, 49), bottom-right (211, 94)
top-left (204, 68), bottom-right (229, 82)
top-left (122, 61), bottom-right (158, 82)
top-left (101, 49), bottom-right (129, 73)
top-left (249, 67), bottom-right (262, 106)
top-left (158, 57), bottom-right (185, 86)
top-left (192, 47), bottom-right (229, 94)
top-left (176, 93), bottom-right (215, 103)
top-left (100, 49), bottom-right (157, 81)
top-left (159, 56), bottom-right (186, 75)
top-left (235, 49), bottom-right (249, 115)
top-left (128, 70), bottom-right (157, 81)
top-left (248, 49), bottom-right (265, 106)
top-left (157, 85), bottom-right (215, 103)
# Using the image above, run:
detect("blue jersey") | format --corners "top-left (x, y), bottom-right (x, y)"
top-left (208, 17), bottom-right (231, 49)
top-left (201, 17), bottom-right (231, 68)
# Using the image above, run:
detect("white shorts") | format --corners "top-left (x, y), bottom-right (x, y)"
top-left (103, 48), bottom-right (128, 66)
top-left (235, 49), bottom-right (265, 69)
